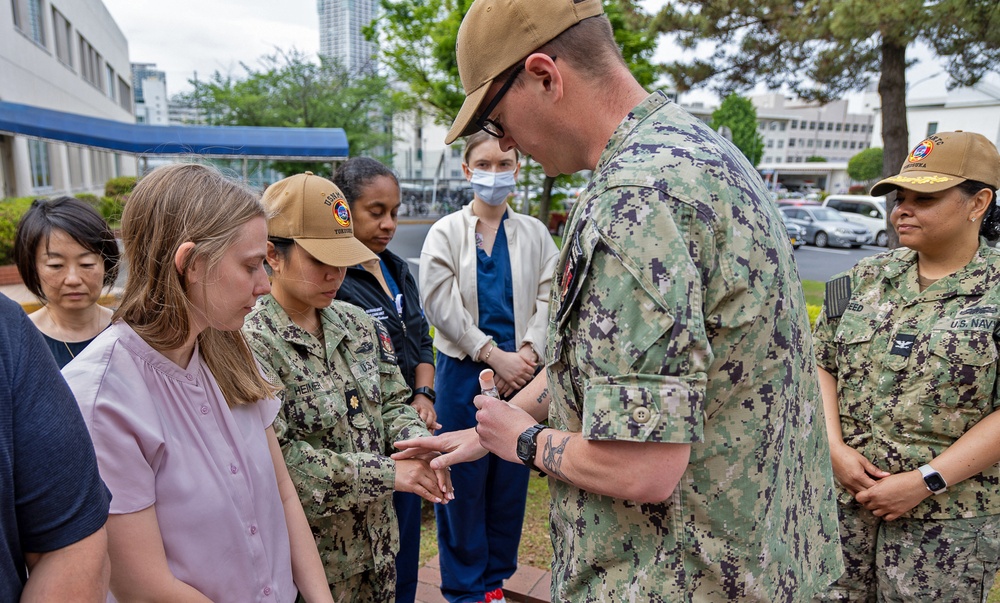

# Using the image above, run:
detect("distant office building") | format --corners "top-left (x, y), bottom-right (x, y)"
top-left (317, 0), bottom-right (376, 75)
top-left (131, 62), bottom-right (168, 125)
top-left (750, 93), bottom-right (877, 165)
top-left (167, 99), bottom-right (206, 126)
top-left (1, 0), bottom-right (136, 198)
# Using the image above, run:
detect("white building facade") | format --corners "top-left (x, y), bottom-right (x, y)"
top-left (1, 0), bottom-right (136, 198)
top-left (871, 76), bottom-right (1000, 153)
top-left (317, 0), bottom-right (377, 75)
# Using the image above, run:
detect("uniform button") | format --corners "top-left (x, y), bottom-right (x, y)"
top-left (185, 373), bottom-right (193, 381)
top-left (250, 525), bottom-right (257, 535)
top-left (200, 406), bottom-right (209, 415)
top-left (263, 586), bottom-right (271, 596)
top-left (230, 464), bottom-right (238, 474)
top-left (632, 406), bottom-right (651, 423)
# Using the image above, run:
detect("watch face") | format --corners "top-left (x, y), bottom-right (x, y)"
top-left (924, 472), bottom-right (947, 492)
top-left (516, 435), bottom-right (532, 463)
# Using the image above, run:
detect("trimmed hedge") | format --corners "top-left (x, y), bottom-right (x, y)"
top-left (104, 176), bottom-right (137, 198)
top-left (0, 197), bottom-right (35, 265)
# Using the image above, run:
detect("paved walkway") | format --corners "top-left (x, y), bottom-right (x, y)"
top-left (416, 555), bottom-right (551, 603)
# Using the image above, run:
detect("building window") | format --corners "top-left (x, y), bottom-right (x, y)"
top-left (807, 139), bottom-right (814, 148)
top-left (788, 139), bottom-right (796, 148)
top-left (790, 120), bottom-right (798, 129)
top-left (79, 35), bottom-right (103, 89)
top-left (12, 0), bottom-right (45, 45)
top-left (852, 124), bottom-right (859, 133)
top-left (106, 65), bottom-right (116, 99)
top-left (28, 139), bottom-right (52, 190)
top-left (827, 122), bottom-right (834, 131)
top-left (809, 121), bottom-right (816, 130)
top-left (118, 77), bottom-right (133, 113)
top-left (850, 141), bottom-right (857, 149)
top-left (769, 122), bottom-right (777, 131)
top-left (927, 122), bottom-right (938, 136)
top-left (777, 140), bottom-right (784, 149)
top-left (52, 8), bottom-right (74, 66)
top-left (824, 140), bottom-right (832, 148)
top-left (833, 140), bottom-right (840, 148)
top-left (766, 139), bottom-right (774, 148)
top-left (451, 147), bottom-right (462, 158)
top-left (835, 123), bottom-right (842, 132)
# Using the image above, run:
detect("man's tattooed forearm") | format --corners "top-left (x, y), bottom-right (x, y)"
top-left (535, 387), bottom-right (549, 405)
top-left (541, 433), bottom-right (570, 481)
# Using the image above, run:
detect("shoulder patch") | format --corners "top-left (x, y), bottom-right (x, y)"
top-left (824, 275), bottom-right (852, 319)
top-left (374, 320), bottom-right (397, 365)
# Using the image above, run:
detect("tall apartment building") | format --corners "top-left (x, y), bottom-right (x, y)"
top-left (1, 0), bottom-right (136, 198)
top-left (131, 62), bottom-right (168, 125)
top-left (317, 0), bottom-right (376, 75)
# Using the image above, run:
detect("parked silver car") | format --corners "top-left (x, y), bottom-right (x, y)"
top-left (823, 195), bottom-right (889, 247)
top-left (780, 206), bottom-right (872, 248)
top-left (780, 214), bottom-right (805, 249)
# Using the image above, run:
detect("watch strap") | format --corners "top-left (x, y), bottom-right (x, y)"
top-left (918, 464), bottom-right (948, 494)
top-left (412, 386), bottom-right (436, 403)
top-left (517, 424), bottom-right (547, 471)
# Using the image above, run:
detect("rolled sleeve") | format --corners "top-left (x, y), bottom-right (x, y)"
top-left (582, 375), bottom-right (702, 443)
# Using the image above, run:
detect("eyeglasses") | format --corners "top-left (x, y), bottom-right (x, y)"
top-left (475, 56), bottom-right (555, 139)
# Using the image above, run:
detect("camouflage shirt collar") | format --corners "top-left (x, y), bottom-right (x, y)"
top-left (883, 238), bottom-right (996, 297)
top-left (258, 293), bottom-right (349, 352)
top-left (594, 90), bottom-right (671, 176)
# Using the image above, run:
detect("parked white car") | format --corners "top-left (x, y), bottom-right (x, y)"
top-left (823, 195), bottom-right (889, 247)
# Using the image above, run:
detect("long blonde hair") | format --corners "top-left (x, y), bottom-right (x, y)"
top-left (114, 163), bottom-right (273, 407)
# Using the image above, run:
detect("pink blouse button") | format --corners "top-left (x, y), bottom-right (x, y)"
top-left (263, 586), bottom-right (272, 596)
top-left (185, 374), bottom-right (193, 381)
top-left (250, 525), bottom-right (257, 535)
top-left (200, 406), bottom-right (209, 415)
top-left (230, 464), bottom-right (238, 474)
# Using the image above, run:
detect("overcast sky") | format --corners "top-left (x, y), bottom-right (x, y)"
top-left (102, 0), bottom-right (321, 95)
top-left (101, 0), bottom-right (951, 103)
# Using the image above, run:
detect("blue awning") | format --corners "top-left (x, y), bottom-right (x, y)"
top-left (0, 101), bottom-right (348, 159)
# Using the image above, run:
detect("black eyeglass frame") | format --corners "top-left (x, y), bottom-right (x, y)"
top-left (474, 55), bottom-right (556, 139)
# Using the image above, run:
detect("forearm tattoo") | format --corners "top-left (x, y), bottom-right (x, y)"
top-left (541, 433), bottom-right (571, 481)
top-left (535, 387), bottom-right (549, 405)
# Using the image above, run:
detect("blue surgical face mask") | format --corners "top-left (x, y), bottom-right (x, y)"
top-left (470, 169), bottom-right (517, 206)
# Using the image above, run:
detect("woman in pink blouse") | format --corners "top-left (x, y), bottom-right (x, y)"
top-left (62, 164), bottom-right (333, 603)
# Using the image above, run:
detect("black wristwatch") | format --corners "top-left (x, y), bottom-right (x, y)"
top-left (516, 424), bottom-right (547, 471)
top-left (412, 386), bottom-right (436, 403)
top-left (918, 464), bottom-right (948, 495)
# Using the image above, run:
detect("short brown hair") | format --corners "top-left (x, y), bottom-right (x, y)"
top-left (13, 197), bottom-right (120, 302)
top-left (114, 163), bottom-right (273, 407)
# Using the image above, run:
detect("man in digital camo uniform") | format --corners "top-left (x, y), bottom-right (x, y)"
top-left (434, 0), bottom-right (845, 600)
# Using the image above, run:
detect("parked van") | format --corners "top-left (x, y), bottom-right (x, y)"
top-left (823, 195), bottom-right (889, 246)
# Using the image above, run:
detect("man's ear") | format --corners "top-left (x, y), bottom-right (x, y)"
top-left (524, 53), bottom-right (562, 99)
top-left (175, 241), bottom-right (198, 282)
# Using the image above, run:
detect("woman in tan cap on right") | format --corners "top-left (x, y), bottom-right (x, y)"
top-left (812, 131), bottom-right (1000, 601)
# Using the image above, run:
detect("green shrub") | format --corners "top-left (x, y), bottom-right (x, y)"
top-left (75, 192), bottom-right (100, 206)
top-left (98, 196), bottom-right (125, 226)
top-left (0, 197), bottom-right (36, 265)
top-left (104, 176), bottom-right (137, 198)
top-left (807, 303), bottom-right (822, 327)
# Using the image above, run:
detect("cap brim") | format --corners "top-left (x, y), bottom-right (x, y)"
top-left (870, 171), bottom-right (964, 197)
top-left (445, 81), bottom-right (493, 145)
top-left (295, 237), bottom-right (377, 268)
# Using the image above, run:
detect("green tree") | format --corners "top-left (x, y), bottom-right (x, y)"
top-left (847, 147), bottom-right (884, 186)
top-left (181, 49), bottom-right (406, 174)
top-left (805, 156), bottom-right (827, 163)
top-left (373, 0), bottom-right (660, 225)
top-left (710, 94), bottom-right (764, 166)
top-left (653, 0), bottom-right (1000, 241)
